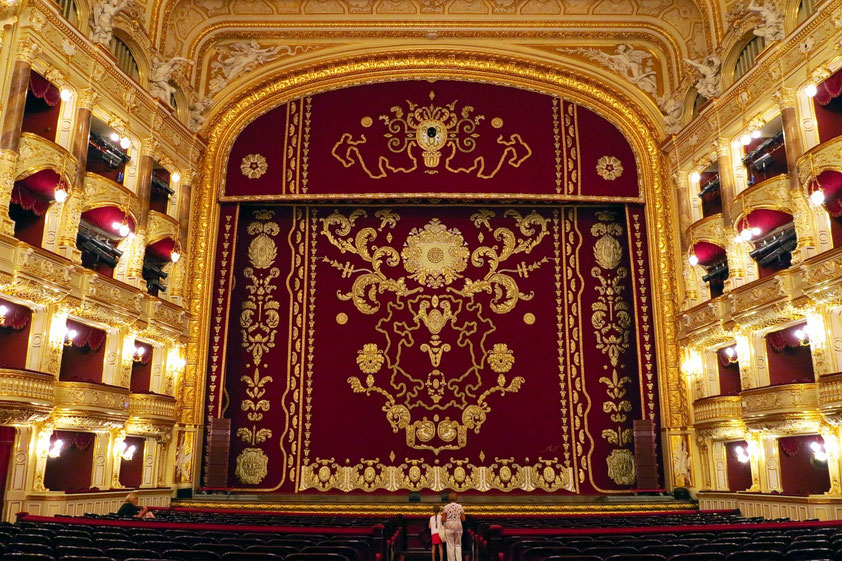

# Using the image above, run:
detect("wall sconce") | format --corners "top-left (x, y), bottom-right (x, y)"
top-left (810, 441), bottom-right (828, 463)
top-left (735, 445), bottom-right (750, 463)
top-left (689, 171), bottom-right (701, 183)
top-left (112, 218), bottom-right (131, 238)
top-left (171, 171), bottom-right (181, 183)
top-left (0, 304), bottom-right (7, 327)
top-left (114, 440), bottom-right (137, 461)
top-left (132, 345), bottom-right (146, 363)
top-left (63, 326), bottom-right (78, 346)
top-left (47, 439), bottom-right (64, 458)
top-left (688, 253), bottom-right (699, 266)
top-left (723, 346), bottom-right (738, 364)
top-left (171, 245), bottom-right (181, 264)
top-left (172, 356), bottom-right (186, 370)
top-left (54, 185), bottom-right (68, 203)
top-left (120, 136), bottom-right (131, 150)
top-left (59, 88), bottom-right (72, 102)
top-left (794, 328), bottom-right (811, 346)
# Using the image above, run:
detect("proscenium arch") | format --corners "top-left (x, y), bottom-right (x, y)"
top-left (184, 51), bottom-right (684, 461)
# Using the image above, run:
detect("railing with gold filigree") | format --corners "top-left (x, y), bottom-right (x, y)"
top-left (53, 381), bottom-right (130, 428)
top-left (819, 372), bottom-right (842, 424)
top-left (796, 135), bottom-right (842, 188)
top-left (129, 393), bottom-right (176, 421)
top-left (740, 383), bottom-right (821, 433)
top-left (0, 368), bottom-right (55, 424)
top-left (82, 173), bottom-right (141, 222)
top-left (693, 395), bottom-right (742, 426)
top-left (147, 211), bottom-right (180, 245)
top-left (687, 214), bottom-right (728, 248)
top-left (74, 269), bottom-right (143, 323)
top-left (730, 174), bottom-right (792, 228)
top-left (15, 132), bottom-right (78, 183)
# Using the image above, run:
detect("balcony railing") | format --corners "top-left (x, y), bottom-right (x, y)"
top-left (54, 381), bottom-right (130, 428)
top-left (693, 395), bottom-right (742, 427)
top-left (730, 175), bottom-right (791, 227)
top-left (82, 173), bottom-right (141, 222)
top-left (741, 383), bottom-right (820, 433)
top-left (15, 133), bottom-right (78, 183)
top-left (0, 368), bottom-right (55, 424)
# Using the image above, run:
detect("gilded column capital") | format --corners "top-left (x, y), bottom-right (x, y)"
top-left (16, 38), bottom-right (40, 64)
top-left (773, 88), bottom-right (797, 111)
top-left (141, 139), bottom-right (159, 158)
top-left (23, 11), bottom-right (46, 32)
top-left (78, 88), bottom-right (99, 111)
top-left (716, 137), bottom-right (730, 158)
top-left (675, 172), bottom-right (689, 190)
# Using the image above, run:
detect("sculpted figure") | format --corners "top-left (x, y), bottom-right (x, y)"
top-left (673, 440), bottom-right (692, 487)
top-left (658, 95), bottom-right (685, 135)
top-left (684, 55), bottom-right (722, 99)
top-left (747, 0), bottom-right (785, 42)
top-left (149, 56), bottom-right (190, 104)
top-left (89, 0), bottom-right (129, 45)
top-left (559, 44), bottom-right (658, 96)
top-left (188, 96), bottom-right (213, 133)
top-left (208, 41), bottom-right (308, 94)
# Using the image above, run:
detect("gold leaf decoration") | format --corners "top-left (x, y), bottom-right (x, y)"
top-left (240, 154), bottom-right (268, 179)
top-left (235, 448), bottom-right (269, 485)
top-left (596, 156), bottom-right (623, 181)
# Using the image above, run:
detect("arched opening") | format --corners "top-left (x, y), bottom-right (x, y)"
top-left (697, 164), bottom-right (722, 218)
top-left (737, 208), bottom-right (796, 277)
top-left (87, 117), bottom-right (131, 185)
top-left (806, 170), bottom-right (842, 248)
top-left (741, 116), bottom-right (787, 186)
top-left (22, 71), bottom-right (62, 143)
top-left (714, 343), bottom-right (740, 396)
top-left (10, 170), bottom-right (65, 247)
top-left (77, 206), bottom-right (135, 278)
top-left (732, 36), bottom-right (767, 83)
top-left (778, 434), bottom-right (831, 495)
top-left (144, 237), bottom-right (178, 297)
top-left (725, 440), bottom-right (753, 491)
top-left (690, 240), bottom-right (728, 299)
top-left (108, 34), bottom-right (140, 83)
top-left (764, 322), bottom-right (814, 385)
top-left (58, 318), bottom-right (107, 384)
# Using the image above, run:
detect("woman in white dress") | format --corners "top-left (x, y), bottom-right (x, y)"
top-left (440, 492), bottom-right (465, 561)
top-left (429, 505), bottom-right (444, 561)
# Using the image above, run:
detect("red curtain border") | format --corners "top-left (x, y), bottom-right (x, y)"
top-left (28, 72), bottom-right (61, 107)
top-left (717, 346), bottom-right (738, 368)
top-left (0, 298), bottom-right (31, 331)
top-left (65, 319), bottom-right (107, 352)
top-left (766, 322), bottom-right (808, 353)
top-left (816, 69), bottom-right (842, 106)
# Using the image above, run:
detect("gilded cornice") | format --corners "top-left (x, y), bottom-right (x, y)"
top-left (687, 213), bottom-right (727, 246)
top-left (186, 50), bottom-right (685, 432)
top-left (729, 174), bottom-right (792, 230)
top-left (796, 135), bottom-right (842, 187)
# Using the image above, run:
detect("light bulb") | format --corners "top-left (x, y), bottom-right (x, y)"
top-left (60, 88), bottom-right (72, 101)
top-left (54, 187), bottom-right (68, 203)
top-left (688, 254), bottom-right (699, 266)
top-left (171, 172), bottom-right (181, 183)
top-left (689, 171), bottom-right (701, 183)
top-left (751, 227), bottom-right (761, 237)
top-left (740, 134), bottom-right (752, 146)
top-left (735, 445), bottom-right (745, 455)
top-left (119, 223), bottom-right (130, 237)
top-left (64, 327), bottom-right (77, 341)
top-left (171, 250), bottom-right (181, 263)
top-left (815, 451), bottom-right (828, 462)
top-left (112, 221), bottom-right (122, 231)
top-left (794, 329), bottom-right (805, 340)
top-left (740, 228), bottom-right (752, 241)
top-left (751, 130), bottom-right (762, 139)
top-left (134, 346), bottom-right (145, 356)
top-left (0, 305), bottom-right (6, 316)
top-left (811, 189), bottom-right (826, 206)
top-left (109, 132), bottom-right (120, 142)
top-left (48, 439), bottom-right (64, 458)
top-left (725, 347), bottom-right (735, 358)
top-left (805, 83), bottom-right (818, 98)
top-left (810, 441), bottom-right (822, 452)
top-left (120, 136), bottom-right (131, 149)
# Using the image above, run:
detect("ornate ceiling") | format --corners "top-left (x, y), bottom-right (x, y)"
top-left (136, 0), bottom-right (729, 117)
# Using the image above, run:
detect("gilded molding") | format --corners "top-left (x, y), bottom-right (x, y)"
top-left (129, 392), bottom-right (177, 423)
top-left (741, 383), bottom-right (822, 433)
top-left (729, 174), bottom-right (792, 230)
top-left (82, 173), bottom-right (142, 225)
top-left (147, 211), bottom-right (181, 245)
top-left (796, 135), bottom-right (842, 187)
top-left (0, 369), bottom-right (55, 423)
top-left (687, 213), bottom-right (727, 246)
top-left (693, 395), bottom-right (743, 427)
top-left (16, 133), bottom-right (78, 186)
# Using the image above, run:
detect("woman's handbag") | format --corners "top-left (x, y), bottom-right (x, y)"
top-left (438, 526), bottom-right (446, 541)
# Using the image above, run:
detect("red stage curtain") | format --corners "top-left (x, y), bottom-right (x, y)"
top-left (212, 204), bottom-right (656, 494)
top-left (28, 73), bottom-right (61, 107)
top-left (737, 209), bottom-right (793, 236)
top-left (11, 184), bottom-right (51, 216)
top-left (0, 299), bottom-right (31, 331)
top-left (766, 323), bottom-right (807, 352)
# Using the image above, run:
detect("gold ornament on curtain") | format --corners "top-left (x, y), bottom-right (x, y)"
top-left (319, 208), bottom-right (551, 454)
top-left (233, 210), bottom-right (280, 484)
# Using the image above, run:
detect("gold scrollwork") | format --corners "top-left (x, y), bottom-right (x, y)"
top-left (321, 208), bottom-right (550, 454)
top-left (590, 212), bottom-right (635, 485)
top-left (234, 210), bottom-right (280, 483)
top-left (331, 91), bottom-right (532, 179)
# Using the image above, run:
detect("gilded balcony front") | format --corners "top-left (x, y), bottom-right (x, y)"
top-left (0, 369), bottom-right (55, 424)
top-left (70, 269), bottom-right (143, 327)
top-left (15, 132), bottom-right (78, 184)
top-left (147, 211), bottom-right (180, 245)
top-left (819, 372), bottom-right (842, 424)
top-left (0, 241), bottom-right (72, 304)
top-left (796, 134), bottom-right (842, 187)
top-left (687, 213), bottom-right (727, 247)
top-left (693, 395), bottom-right (742, 427)
top-left (127, 393), bottom-right (177, 437)
top-left (53, 381), bottom-right (130, 430)
top-left (730, 174), bottom-right (791, 227)
top-left (741, 383), bottom-right (821, 434)
top-left (82, 173), bottom-right (141, 222)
